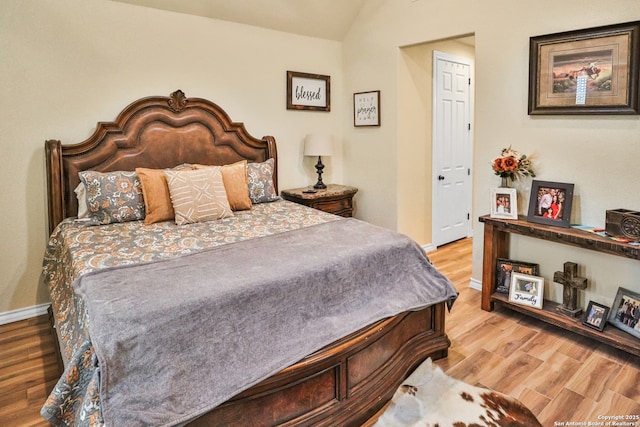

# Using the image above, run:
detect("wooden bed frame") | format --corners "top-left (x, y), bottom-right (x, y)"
top-left (44, 90), bottom-right (451, 426)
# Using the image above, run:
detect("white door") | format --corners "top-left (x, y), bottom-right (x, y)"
top-left (432, 51), bottom-right (473, 247)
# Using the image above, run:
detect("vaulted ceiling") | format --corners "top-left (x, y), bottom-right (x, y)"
top-left (111, 0), bottom-right (368, 41)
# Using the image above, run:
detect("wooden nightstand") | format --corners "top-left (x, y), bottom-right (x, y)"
top-left (281, 184), bottom-right (358, 217)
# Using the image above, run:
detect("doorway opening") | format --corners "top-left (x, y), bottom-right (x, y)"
top-left (397, 35), bottom-right (475, 250)
top-left (432, 50), bottom-right (473, 247)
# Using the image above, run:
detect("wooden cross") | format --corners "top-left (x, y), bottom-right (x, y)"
top-left (553, 262), bottom-right (587, 317)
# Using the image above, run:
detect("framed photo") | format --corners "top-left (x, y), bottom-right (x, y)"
top-left (528, 21), bottom-right (640, 115)
top-left (496, 258), bottom-right (540, 294)
top-left (509, 272), bottom-right (544, 309)
top-left (609, 287), bottom-right (640, 339)
top-left (286, 71), bottom-right (330, 111)
top-left (490, 188), bottom-right (518, 220)
top-left (354, 90), bottom-right (380, 126)
top-left (583, 301), bottom-right (610, 332)
top-left (527, 180), bottom-right (574, 228)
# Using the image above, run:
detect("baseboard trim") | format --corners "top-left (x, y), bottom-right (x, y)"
top-left (0, 303), bottom-right (51, 326)
top-left (469, 277), bottom-right (482, 291)
top-left (422, 243), bottom-right (436, 253)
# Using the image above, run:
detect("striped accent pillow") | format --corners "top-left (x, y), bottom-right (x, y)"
top-left (164, 167), bottom-right (233, 225)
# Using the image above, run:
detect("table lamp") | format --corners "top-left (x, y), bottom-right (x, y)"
top-left (304, 134), bottom-right (333, 189)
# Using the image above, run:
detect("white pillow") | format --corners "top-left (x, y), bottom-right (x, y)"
top-left (74, 183), bottom-right (89, 219)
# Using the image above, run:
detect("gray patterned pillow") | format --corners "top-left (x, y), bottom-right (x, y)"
top-left (79, 170), bottom-right (145, 225)
top-left (247, 158), bottom-right (279, 204)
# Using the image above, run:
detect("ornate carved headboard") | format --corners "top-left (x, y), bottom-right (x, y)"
top-left (45, 90), bottom-right (277, 233)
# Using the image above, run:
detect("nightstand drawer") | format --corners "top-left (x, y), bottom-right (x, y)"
top-left (281, 184), bottom-right (358, 218)
top-left (312, 198), bottom-right (352, 216)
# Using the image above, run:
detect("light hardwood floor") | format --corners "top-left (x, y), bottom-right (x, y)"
top-left (1, 237), bottom-right (639, 426)
top-left (428, 238), bottom-right (640, 427)
top-left (0, 313), bottom-right (60, 426)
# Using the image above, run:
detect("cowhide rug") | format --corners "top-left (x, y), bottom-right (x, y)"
top-left (373, 358), bottom-right (542, 427)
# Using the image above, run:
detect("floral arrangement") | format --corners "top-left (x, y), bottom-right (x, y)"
top-left (491, 146), bottom-right (535, 181)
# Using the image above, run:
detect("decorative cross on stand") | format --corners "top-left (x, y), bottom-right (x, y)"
top-left (553, 261), bottom-right (587, 318)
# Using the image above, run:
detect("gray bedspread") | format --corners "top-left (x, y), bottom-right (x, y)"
top-left (74, 218), bottom-right (458, 426)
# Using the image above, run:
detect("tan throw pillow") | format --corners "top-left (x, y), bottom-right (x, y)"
top-left (193, 161), bottom-right (252, 211)
top-left (222, 161), bottom-right (252, 211)
top-left (136, 168), bottom-right (175, 225)
top-left (164, 168), bottom-right (233, 225)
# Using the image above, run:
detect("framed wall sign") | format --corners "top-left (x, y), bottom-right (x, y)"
top-left (286, 71), bottom-right (330, 111)
top-left (528, 21), bottom-right (640, 115)
top-left (354, 90), bottom-right (380, 126)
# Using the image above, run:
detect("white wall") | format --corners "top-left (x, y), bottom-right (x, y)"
top-left (342, 0), bottom-right (640, 308)
top-left (0, 0), bottom-right (344, 314)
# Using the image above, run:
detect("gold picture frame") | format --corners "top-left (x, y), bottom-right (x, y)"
top-left (528, 21), bottom-right (640, 115)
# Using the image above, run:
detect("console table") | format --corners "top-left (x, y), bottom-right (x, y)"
top-left (479, 214), bottom-right (640, 357)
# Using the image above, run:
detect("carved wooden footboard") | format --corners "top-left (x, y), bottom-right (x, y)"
top-left (189, 304), bottom-right (449, 426)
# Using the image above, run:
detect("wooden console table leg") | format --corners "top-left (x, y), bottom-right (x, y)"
top-left (481, 222), bottom-right (509, 311)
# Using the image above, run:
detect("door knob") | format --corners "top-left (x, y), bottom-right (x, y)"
top-left (438, 175), bottom-right (445, 181)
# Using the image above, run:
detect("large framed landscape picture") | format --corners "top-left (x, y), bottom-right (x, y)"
top-left (528, 21), bottom-right (640, 115)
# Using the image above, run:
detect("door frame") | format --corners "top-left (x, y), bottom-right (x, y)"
top-left (431, 50), bottom-right (474, 247)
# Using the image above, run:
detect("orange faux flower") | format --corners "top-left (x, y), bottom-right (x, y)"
top-left (501, 156), bottom-right (518, 171)
top-left (490, 146), bottom-right (535, 180)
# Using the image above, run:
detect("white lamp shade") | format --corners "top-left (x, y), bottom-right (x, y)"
top-left (304, 134), bottom-right (333, 157)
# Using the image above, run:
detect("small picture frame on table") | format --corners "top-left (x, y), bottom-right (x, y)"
top-left (490, 188), bottom-right (518, 219)
top-left (527, 180), bottom-right (574, 228)
top-left (496, 258), bottom-right (540, 294)
top-left (609, 287), bottom-right (640, 339)
top-left (582, 301), bottom-right (610, 332)
top-left (509, 272), bottom-right (544, 309)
